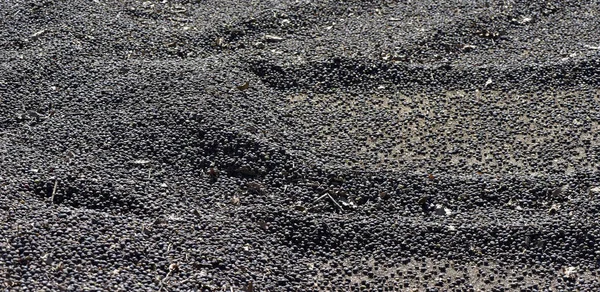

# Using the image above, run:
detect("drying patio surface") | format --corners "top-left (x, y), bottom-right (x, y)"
top-left (1, 0), bottom-right (600, 290)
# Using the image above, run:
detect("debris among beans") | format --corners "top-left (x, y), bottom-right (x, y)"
top-left (263, 34), bottom-right (284, 42)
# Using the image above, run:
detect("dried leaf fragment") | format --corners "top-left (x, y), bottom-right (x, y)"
top-left (563, 266), bottom-right (577, 279)
top-left (246, 182), bottom-right (265, 194)
top-left (245, 281), bottom-right (254, 292)
top-left (192, 209), bottom-right (201, 217)
top-left (237, 81), bottom-right (249, 91)
top-left (207, 166), bottom-right (219, 178)
top-left (258, 219), bottom-right (267, 230)
top-left (215, 37), bottom-right (224, 47)
top-left (379, 191), bottom-right (390, 200)
top-left (294, 205), bottom-right (307, 212)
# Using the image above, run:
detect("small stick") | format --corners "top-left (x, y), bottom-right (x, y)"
top-left (50, 180), bottom-right (58, 205)
top-left (312, 193), bottom-right (344, 211)
top-left (327, 194), bottom-right (344, 211)
top-left (313, 193), bottom-right (329, 203)
top-left (159, 264), bottom-right (177, 292)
